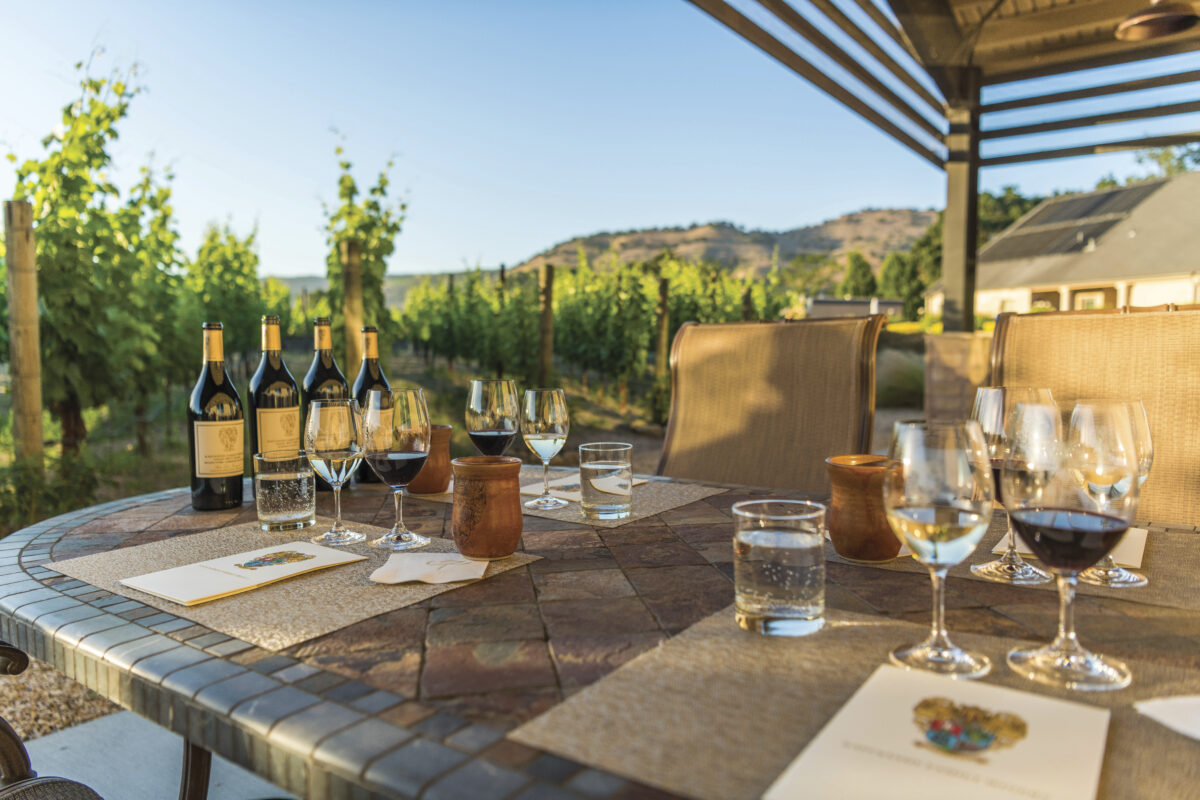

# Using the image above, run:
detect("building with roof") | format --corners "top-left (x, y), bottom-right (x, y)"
top-left (926, 173), bottom-right (1200, 317)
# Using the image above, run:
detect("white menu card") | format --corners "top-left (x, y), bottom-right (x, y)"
top-left (764, 665), bottom-right (1110, 800)
top-left (120, 541), bottom-right (367, 606)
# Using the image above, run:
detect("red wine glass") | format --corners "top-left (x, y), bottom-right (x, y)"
top-left (364, 388), bottom-right (432, 551)
top-left (465, 379), bottom-right (519, 456)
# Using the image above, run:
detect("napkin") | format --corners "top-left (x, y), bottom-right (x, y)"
top-left (1135, 696), bottom-right (1200, 741)
top-left (520, 472), bottom-right (648, 503)
top-left (369, 552), bottom-right (487, 584)
top-left (992, 527), bottom-right (1148, 568)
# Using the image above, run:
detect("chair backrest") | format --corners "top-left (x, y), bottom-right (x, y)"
top-left (991, 306), bottom-right (1200, 526)
top-left (657, 316), bottom-right (885, 494)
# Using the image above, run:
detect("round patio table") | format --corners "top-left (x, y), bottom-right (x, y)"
top-left (0, 477), bottom-right (1196, 799)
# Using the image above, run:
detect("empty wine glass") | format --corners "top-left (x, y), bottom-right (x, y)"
top-left (1005, 400), bottom-right (1137, 691)
top-left (521, 388), bottom-right (570, 510)
top-left (970, 386), bottom-right (1053, 585)
top-left (884, 421), bottom-right (994, 678)
top-left (465, 379), bottom-right (519, 456)
top-left (1080, 399), bottom-right (1151, 588)
top-left (304, 398), bottom-right (365, 546)
top-left (363, 388), bottom-right (432, 550)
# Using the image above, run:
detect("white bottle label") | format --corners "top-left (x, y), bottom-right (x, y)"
top-left (256, 407), bottom-right (300, 457)
top-left (194, 420), bottom-right (244, 478)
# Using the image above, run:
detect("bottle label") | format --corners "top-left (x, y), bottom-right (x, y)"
top-left (194, 420), bottom-right (244, 478)
top-left (314, 325), bottom-right (333, 351)
top-left (262, 323), bottom-right (282, 352)
top-left (363, 331), bottom-right (379, 359)
top-left (256, 407), bottom-right (299, 456)
top-left (203, 330), bottom-right (224, 362)
top-left (312, 405), bottom-right (353, 451)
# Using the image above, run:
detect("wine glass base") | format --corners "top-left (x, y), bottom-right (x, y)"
top-left (1007, 645), bottom-right (1131, 691)
top-left (370, 531), bottom-right (431, 551)
top-left (310, 530), bottom-right (365, 547)
top-left (971, 557), bottom-right (1052, 585)
top-left (524, 495), bottom-right (569, 511)
top-left (1079, 565), bottom-right (1148, 589)
top-left (890, 642), bottom-right (992, 679)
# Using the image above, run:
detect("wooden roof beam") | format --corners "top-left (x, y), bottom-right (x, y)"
top-left (885, 0), bottom-right (972, 99)
top-left (981, 69), bottom-right (1200, 113)
top-left (848, 0), bottom-right (927, 66)
top-left (983, 32), bottom-right (1200, 84)
top-left (981, 131), bottom-right (1200, 166)
top-left (982, 98), bottom-right (1200, 138)
top-left (972, 0), bottom-right (1134, 53)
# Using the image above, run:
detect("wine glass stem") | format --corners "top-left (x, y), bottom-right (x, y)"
top-left (394, 488), bottom-right (405, 532)
top-left (541, 459), bottom-right (551, 496)
top-left (332, 485), bottom-right (343, 531)
top-left (1053, 573), bottom-right (1082, 652)
top-left (927, 566), bottom-right (952, 650)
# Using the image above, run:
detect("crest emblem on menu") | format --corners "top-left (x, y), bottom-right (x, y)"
top-left (218, 426), bottom-right (238, 450)
top-left (913, 697), bottom-right (1027, 762)
top-left (236, 551), bottom-right (316, 570)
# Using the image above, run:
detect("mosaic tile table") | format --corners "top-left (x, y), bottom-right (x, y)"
top-left (2, 475), bottom-right (1198, 799)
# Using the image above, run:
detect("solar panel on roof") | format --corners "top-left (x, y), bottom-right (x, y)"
top-left (1013, 182), bottom-right (1165, 231)
top-left (980, 220), bottom-right (1119, 263)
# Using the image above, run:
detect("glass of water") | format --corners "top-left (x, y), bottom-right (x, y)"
top-left (253, 452), bottom-right (316, 532)
top-left (732, 500), bottom-right (826, 637)
top-left (579, 442), bottom-right (633, 520)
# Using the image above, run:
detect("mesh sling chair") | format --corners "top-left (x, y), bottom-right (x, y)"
top-left (657, 316), bottom-right (886, 494)
top-left (990, 305), bottom-right (1200, 527)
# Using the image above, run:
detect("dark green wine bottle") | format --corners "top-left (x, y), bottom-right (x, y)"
top-left (187, 322), bottom-right (244, 510)
top-left (352, 326), bottom-right (390, 483)
top-left (301, 317), bottom-right (348, 491)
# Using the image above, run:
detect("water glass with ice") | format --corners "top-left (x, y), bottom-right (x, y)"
top-left (253, 452), bottom-right (316, 532)
top-left (579, 442), bottom-right (633, 520)
top-left (732, 500), bottom-right (826, 636)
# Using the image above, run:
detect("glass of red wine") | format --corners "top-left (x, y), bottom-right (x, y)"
top-left (969, 386), bottom-right (1053, 585)
top-left (465, 379), bottom-right (519, 456)
top-left (363, 388), bottom-right (432, 551)
top-left (1004, 399), bottom-right (1138, 691)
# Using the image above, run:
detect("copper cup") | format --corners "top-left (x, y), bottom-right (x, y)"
top-left (824, 455), bottom-right (901, 562)
top-left (408, 424), bottom-right (452, 494)
top-left (451, 456), bottom-right (523, 560)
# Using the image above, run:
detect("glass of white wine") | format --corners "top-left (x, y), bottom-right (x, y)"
top-left (884, 420), bottom-right (994, 678)
top-left (521, 388), bottom-right (569, 510)
top-left (304, 398), bottom-right (365, 546)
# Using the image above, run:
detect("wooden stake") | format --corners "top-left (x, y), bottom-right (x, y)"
top-left (340, 239), bottom-right (364, 368)
top-left (538, 264), bottom-right (554, 386)
top-left (4, 201), bottom-right (43, 471)
top-left (655, 278), bottom-right (669, 381)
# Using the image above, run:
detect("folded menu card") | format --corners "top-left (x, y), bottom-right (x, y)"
top-left (1135, 695), bottom-right (1200, 741)
top-left (119, 542), bottom-right (367, 606)
top-left (369, 552), bottom-right (488, 584)
top-left (992, 527), bottom-right (1148, 568)
top-left (519, 472), bottom-right (648, 503)
top-left (764, 665), bottom-right (1109, 800)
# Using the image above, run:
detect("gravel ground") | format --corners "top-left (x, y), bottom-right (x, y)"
top-left (0, 658), bottom-right (117, 741)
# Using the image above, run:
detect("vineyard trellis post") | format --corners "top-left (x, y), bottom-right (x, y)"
top-left (4, 200), bottom-right (44, 472)
top-left (340, 239), bottom-right (364, 368)
top-left (742, 286), bottom-right (754, 321)
top-left (655, 277), bottom-right (669, 382)
top-left (539, 263), bottom-right (554, 387)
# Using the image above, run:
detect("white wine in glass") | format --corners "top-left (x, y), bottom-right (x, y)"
top-left (522, 389), bottom-right (569, 510)
top-left (304, 399), bottom-right (364, 546)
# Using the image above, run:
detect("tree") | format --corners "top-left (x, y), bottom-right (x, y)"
top-left (323, 147), bottom-right (406, 355)
top-left (182, 223), bottom-right (265, 381)
top-left (837, 251), bottom-right (877, 297)
top-left (878, 252), bottom-right (924, 321)
top-left (1135, 145), bottom-right (1199, 177)
top-left (907, 187), bottom-right (1041, 285)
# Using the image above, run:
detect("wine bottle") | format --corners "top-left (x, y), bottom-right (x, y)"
top-left (301, 317), bottom-right (348, 491)
top-left (248, 315), bottom-right (300, 460)
top-left (352, 325), bottom-right (391, 483)
top-left (187, 322), bottom-right (245, 510)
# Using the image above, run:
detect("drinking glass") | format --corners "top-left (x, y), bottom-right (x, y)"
top-left (253, 452), bottom-right (316, 531)
top-left (363, 388), bottom-right (432, 550)
top-left (304, 398), bottom-right (365, 546)
top-left (884, 421), bottom-right (994, 678)
top-left (521, 388), bottom-right (570, 510)
top-left (1080, 399), bottom-right (1151, 588)
top-left (465, 379), bottom-right (519, 456)
top-left (1005, 400), bottom-right (1138, 691)
top-left (733, 500), bottom-right (826, 636)
top-left (970, 386), bottom-right (1053, 585)
top-left (579, 442), bottom-right (633, 520)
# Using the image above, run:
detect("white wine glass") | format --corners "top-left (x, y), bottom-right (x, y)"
top-left (1005, 400), bottom-right (1138, 690)
top-left (304, 398), bottom-right (365, 546)
top-left (363, 388), bottom-right (432, 551)
top-left (1080, 399), bottom-right (1151, 589)
top-left (970, 386), bottom-right (1053, 585)
top-left (884, 420), bottom-right (994, 678)
top-left (521, 389), bottom-right (569, 510)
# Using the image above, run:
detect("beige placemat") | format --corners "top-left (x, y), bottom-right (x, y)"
top-left (50, 519), bottom-right (538, 651)
top-left (511, 607), bottom-right (1200, 800)
top-left (828, 511), bottom-right (1200, 612)
top-left (413, 466), bottom-right (725, 529)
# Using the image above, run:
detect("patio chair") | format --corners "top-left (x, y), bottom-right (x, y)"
top-left (0, 642), bottom-right (103, 800)
top-left (990, 305), bottom-right (1200, 526)
top-left (657, 316), bottom-right (886, 494)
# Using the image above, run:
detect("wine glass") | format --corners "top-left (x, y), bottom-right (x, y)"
top-left (970, 386), bottom-right (1053, 585)
top-left (1005, 400), bottom-right (1137, 691)
top-left (465, 379), bottom-right (519, 456)
top-left (1080, 399), bottom-right (1151, 588)
top-left (521, 389), bottom-right (570, 510)
top-left (304, 398), bottom-right (365, 546)
top-left (363, 388), bottom-right (432, 550)
top-left (883, 421), bottom-right (994, 678)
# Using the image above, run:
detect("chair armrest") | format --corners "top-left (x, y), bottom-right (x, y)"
top-left (0, 645), bottom-right (27, 678)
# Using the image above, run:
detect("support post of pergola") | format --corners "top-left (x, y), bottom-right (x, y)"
top-left (941, 68), bottom-right (980, 333)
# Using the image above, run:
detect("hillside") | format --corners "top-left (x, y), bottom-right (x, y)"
top-left (513, 207), bottom-right (936, 276)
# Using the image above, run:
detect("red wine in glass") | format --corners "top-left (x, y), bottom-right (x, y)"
top-left (367, 451), bottom-right (429, 486)
top-left (469, 429), bottom-right (517, 456)
top-left (1010, 508), bottom-right (1128, 572)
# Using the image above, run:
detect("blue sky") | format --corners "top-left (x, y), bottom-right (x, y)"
top-left (1, 0), bottom-right (1196, 276)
